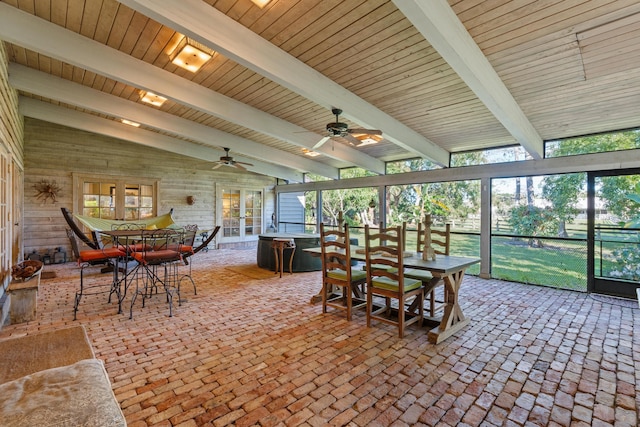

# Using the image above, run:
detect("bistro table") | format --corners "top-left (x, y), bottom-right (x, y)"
top-left (98, 229), bottom-right (147, 313)
top-left (304, 245), bottom-right (480, 344)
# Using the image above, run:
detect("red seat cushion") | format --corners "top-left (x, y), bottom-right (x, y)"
top-left (180, 245), bottom-right (194, 255)
top-left (132, 249), bottom-right (181, 265)
top-left (117, 243), bottom-right (152, 253)
top-left (78, 247), bottom-right (124, 263)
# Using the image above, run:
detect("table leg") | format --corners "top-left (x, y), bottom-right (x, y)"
top-left (273, 245), bottom-right (282, 277)
top-left (427, 268), bottom-right (470, 344)
top-left (287, 247), bottom-right (295, 274)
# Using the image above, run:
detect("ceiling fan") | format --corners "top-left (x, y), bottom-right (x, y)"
top-left (313, 108), bottom-right (383, 149)
top-left (212, 147), bottom-right (254, 170)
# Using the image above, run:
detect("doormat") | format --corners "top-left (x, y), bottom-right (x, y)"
top-left (0, 326), bottom-right (94, 383)
top-left (41, 271), bottom-right (57, 280)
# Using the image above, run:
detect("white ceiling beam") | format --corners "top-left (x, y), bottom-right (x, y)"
top-left (19, 98), bottom-right (304, 182)
top-left (9, 64), bottom-right (338, 179)
top-left (0, 2), bottom-right (384, 174)
top-left (392, 0), bottom-right (544, 160)
top-left (117, 0), bottom-right (450, 166)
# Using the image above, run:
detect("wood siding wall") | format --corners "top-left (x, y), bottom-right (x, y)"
top-left (24, 117), bottom-right (275, 259)
top-left (278, 192), bottom-right (305, 233)
top-left (0, 41), bottom-right (24, 323)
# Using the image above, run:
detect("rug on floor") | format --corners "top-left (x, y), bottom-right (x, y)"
top-left (225, 264), bottom-right (278, 280)
top-left (0, 326), bottom-right (95, 384)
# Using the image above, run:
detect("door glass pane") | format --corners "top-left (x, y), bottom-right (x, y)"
top-left (245, 190), bottom-right (262, 236)
top-left (223, 190), bottom-right (241, 237)
top-left (594, 174), bottom-right (640, 282)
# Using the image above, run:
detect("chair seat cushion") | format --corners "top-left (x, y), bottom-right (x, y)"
top-left (363, 264), bottom-right (398, 273)
top-left (403, 268), bottom-right (434, 281)
top-left (371, 276), bottom-right (422, 292)
top-left (169, 244), bottom-right (193, 255)
top-left (78, 247), bottom-right (124, 263)
top-left (328, 268), bottom-right (366, 281)
top-left (132, 249), bottom-right (181, 264)
top-left (117, 243), bottom-right (151, 253)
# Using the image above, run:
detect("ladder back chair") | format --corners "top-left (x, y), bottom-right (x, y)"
top-left (319, 223), bottom-right (366, 321)
top-left (405, 221), bottom-right (451, 318)
top-left (364, 224), bottom-right (424, 338)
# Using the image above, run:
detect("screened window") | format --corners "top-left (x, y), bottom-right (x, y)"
top-left (75, 175), bottom-right (157, 220)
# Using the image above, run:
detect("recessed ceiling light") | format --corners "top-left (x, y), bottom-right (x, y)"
top-left (169, 37), bottom-right (215, 73)
top-left (139, 90), bottom-right (167, 107)
top-left (251, 0), bottom-right (271, 8)
top-left (303, 148), bottom-right (321, 157)
top-left (121, 119), bottom-right (140, 127)
top-left (353, 134), bottom-right (382, 147)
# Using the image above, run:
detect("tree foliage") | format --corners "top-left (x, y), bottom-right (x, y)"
top-left (534, 130), bottom-right (640, 237)
top-left (508, 205), bottom-right (556, 247)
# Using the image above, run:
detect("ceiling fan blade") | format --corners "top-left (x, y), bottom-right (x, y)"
top-left (236, 161), bottom-right (254, 167)
top-left (343, 133), bottom-right (362, 146)
top-left (312, 136), bottom-right (331, 149)
top-left (348, 128), bottom-right (382, 136)
top-left (212, 163), bottom-right (223, 170)
top-left (233, 163), bottom-right (247, 171)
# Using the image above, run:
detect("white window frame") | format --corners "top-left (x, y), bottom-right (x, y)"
top-left (72, 173), bottom-right (159, 221)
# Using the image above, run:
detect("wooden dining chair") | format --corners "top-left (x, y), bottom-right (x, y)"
top-left (405, 221), bottom-right (451, 318)
top-left (319, 223), bottom-right (367, 321)
top-left (364, 224), bottom-right (424, 338)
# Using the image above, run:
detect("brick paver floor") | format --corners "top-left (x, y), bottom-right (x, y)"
top-left (1, 248), bottom-right (638, 426)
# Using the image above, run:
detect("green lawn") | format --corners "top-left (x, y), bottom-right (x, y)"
top-left (323, 226), bottom-right (638, 292)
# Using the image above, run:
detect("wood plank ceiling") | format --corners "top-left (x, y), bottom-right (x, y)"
top-left (1, 0), bottom-right (640, 181)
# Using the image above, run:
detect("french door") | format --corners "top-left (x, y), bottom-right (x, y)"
top-left (588, 168), bottom-right (640, 299)
top-left (217, 186), bottom-right (263, 243)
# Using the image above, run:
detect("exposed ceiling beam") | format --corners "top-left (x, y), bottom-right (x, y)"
top-left (118, 0), bottom-right (450, 166)
top-left (9, 64), bottom-right (339, 180)
top-left (19, 98), bottom-right (304, 182)
top-left (392, 0), bottom-right (544, 160)
top-left (0, 2), bottom-right (384, 174)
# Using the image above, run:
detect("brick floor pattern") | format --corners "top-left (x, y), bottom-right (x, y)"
top-left (1, 248), bottom-right (638, 427)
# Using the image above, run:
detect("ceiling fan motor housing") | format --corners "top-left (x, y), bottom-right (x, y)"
top-left (327, 122), bottom-right (349, 135)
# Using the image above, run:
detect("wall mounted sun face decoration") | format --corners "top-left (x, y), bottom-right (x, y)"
top-left (33, 179), bottom-right (62, 203)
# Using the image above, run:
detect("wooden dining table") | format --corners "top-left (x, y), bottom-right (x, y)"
top-left (304, 245), bottom-right (480, 344)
